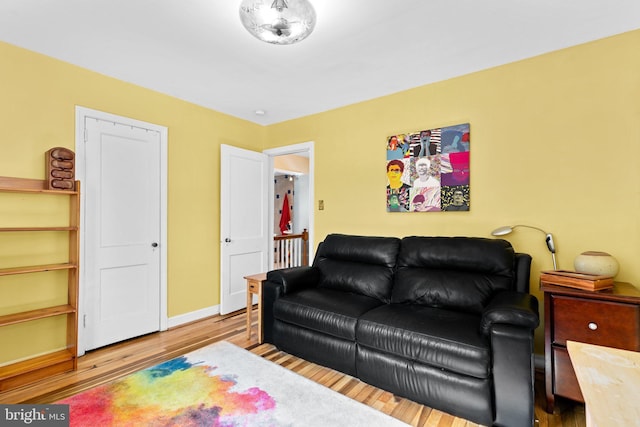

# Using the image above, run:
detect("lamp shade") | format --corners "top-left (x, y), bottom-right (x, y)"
top-left (491, 226), bottom-right (513, 236)
top-left (239, 0), bottom-right (317, 45)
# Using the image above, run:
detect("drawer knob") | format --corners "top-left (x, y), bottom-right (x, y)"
top-left (588, 322), bottom-right (598, 331)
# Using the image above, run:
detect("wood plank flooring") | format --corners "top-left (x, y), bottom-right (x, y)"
top-left (0, 309), bottom-right (586, 426)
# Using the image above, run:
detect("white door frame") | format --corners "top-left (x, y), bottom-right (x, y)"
top-left (75, 106), bottom-right (168, 356)
top-left (264, 141), bottom-right (315, 267)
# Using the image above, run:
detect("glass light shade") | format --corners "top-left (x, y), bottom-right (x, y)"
top-left (239, 0), bottom-right (316, 45)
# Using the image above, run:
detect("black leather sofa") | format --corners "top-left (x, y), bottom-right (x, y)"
top-left (262, 234), bottom-right (539, 426)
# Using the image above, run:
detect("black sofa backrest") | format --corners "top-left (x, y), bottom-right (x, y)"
top-left (392, 237), bottom-right (517, 314)
top-left (314, 234), bottom-right (401, 303)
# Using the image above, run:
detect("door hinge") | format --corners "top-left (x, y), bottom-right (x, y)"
top-left (83, 314), bottom-right (87, 328)
top-left (84, 128), bottom-right (88, 143)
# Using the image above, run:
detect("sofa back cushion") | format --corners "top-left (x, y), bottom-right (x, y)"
top-left (315, 234), bottom-right (400, 303)
top-left (392, 237), bottom-right (516, 313)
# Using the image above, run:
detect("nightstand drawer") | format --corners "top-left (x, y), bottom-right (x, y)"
top-left (553, 296), bottom-right (640, 349)
top-left (552, 347), bottom-right (583, 402)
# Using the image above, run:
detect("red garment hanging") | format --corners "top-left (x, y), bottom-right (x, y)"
top-left (279, 194), bottom-right (291, 234)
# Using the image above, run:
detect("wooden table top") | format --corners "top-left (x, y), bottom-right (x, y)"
top-left (244, 272), bottom-right (267, 281)
top-left (567, 340), bottom-right (640, 426)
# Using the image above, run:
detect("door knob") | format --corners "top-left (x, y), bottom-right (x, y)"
top-left (225, 238), bottom-right (231, 243)
top-left (151, 242), bottom-right (159, 248)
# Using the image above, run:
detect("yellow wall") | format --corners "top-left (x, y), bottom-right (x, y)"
top-left (274, 154), bottom-right (309, 174)
top-left (1, 28), bottom-right (639, 361)
top-left (265, 29), bottom-right (640, 352)
top-left (0, 41), bottom-right (265, 363)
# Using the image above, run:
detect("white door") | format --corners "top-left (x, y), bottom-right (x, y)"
top-left (220, 145), bottom-right (269, 315)
top-left (83, 116), bottom-right (162, 350)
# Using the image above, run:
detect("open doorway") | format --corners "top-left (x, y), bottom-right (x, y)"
top-left (264, 142), bottom-right (314, 269)
top-left (273, 160), bottom-right (309, 268)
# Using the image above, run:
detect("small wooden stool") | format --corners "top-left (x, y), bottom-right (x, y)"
top-left (244, 272), bottom-right (267, 343)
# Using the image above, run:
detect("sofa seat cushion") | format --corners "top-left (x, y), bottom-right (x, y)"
top-left (274, 288), bottom-right (384, 340)
top-left (357, 304), bottom-right (491, 379)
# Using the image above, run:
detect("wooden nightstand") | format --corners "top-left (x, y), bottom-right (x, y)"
top-left (542, 281), bottom-right (640, 413)
top-left (245, 272), bottom-right (267, 343)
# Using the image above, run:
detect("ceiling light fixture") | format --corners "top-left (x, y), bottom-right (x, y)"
top-left (239, 0), bottom-right (316, 45)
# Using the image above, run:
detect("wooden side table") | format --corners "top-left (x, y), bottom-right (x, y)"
top-left (568, 340), bottom-right (640, 426)
top-left (245, 272), bottom-right (267, 343)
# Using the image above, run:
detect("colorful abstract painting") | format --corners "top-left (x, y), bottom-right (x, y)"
top-left (386, 123), bottom-right (470, 212)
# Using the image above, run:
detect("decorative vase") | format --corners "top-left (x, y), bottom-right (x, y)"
top-left (573, 251), bottom-right (619, 277)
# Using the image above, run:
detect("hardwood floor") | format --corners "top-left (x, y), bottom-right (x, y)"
top-left (0, 309), bottom-right (586, 426)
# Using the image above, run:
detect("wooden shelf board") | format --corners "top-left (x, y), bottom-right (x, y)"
top-left (0, 176), bottom-right (77, 194)
top-left (0, 227), bottom-right (77, 232)
top-left (0, 350), bottom-right (75, 391)
top-left (0, 305), bottom-right (76, 327)
top-left (0, 263), bottom-right (77, 276)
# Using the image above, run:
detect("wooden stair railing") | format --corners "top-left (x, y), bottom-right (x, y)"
top-left (274, 229), bottom-right (309, 269)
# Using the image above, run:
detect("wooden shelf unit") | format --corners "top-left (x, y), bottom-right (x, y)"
top-left (0, 176), bottom-right (80, 391)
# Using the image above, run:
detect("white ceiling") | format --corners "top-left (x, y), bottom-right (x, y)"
top-left (1, 1), bottom-right (639, 125)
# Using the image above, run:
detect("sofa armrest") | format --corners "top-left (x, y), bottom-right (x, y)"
top-left (262, 266), bottom-right (320, 344)
top-left (480, 291), bottom-right (539, 335)
top-left (266, 266), bottom-right (321, 294)
top-left (491, 324), bottom-right (536, 427)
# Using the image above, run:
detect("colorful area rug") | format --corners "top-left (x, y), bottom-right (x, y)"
top-left (58, 341), bottom-right (409, 426)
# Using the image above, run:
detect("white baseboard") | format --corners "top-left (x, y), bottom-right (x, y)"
top-left (167, 305), bottom-right (220, 329)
